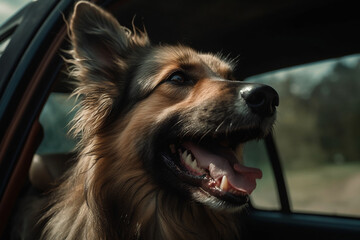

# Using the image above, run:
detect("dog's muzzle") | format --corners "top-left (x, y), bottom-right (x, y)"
top-left (157, 80), bottom-right (279, 208)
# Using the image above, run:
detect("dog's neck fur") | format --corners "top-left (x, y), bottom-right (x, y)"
top-left (135, 192), bottom-right (241, 240)
top-left (41, 142), bottom-right (241, 240)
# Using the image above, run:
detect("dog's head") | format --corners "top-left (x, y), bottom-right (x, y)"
top-left (70, 2), bottom-right (278, 212)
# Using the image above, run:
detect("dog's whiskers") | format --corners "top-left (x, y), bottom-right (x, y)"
top-left (199, 128), bottom-right (213, 143)
top-left (215, 120), bottom-right (225, 133)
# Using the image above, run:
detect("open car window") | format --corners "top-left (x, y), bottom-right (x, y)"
top-left (0, 0), bottom-right (32, 56)
top-left (245, 54), bottom-right (360, 218)
top-left (0, 0), bottom-right (32, 26)
top-left (36, 93), bottom-right (77, 155)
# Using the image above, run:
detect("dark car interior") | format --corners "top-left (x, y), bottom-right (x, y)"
top-left (1, 0), bottom-right (360, 239)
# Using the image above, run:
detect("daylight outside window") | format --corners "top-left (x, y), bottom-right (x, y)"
top-left (245, 54), bottom-right (360, 217)
top-left (0, 0), bottom-right (32, 57)
top-left (0, 0), bottom-right (32, 26)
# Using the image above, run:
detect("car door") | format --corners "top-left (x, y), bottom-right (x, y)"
top-left (0, 0), bottom-right (74, 236)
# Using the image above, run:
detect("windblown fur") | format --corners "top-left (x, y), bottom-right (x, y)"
top-left (39, 2), bottom-right (278, 239)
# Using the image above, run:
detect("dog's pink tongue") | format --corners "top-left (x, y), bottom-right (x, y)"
top-left (183, 142), bottom-right (262, 194)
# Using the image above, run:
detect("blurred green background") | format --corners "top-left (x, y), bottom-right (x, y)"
top-left (246, 54), bottom-right (360, 217)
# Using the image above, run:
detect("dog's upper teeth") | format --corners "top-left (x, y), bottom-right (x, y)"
top-left (220, 175), bottom-right (229, 191)
top-left (191, 158), bottom-right (206, 174)
top-left (190, 159), bottom-right (197, 169)
top-left (179, 149), bottom-right (206, 174)
top-left (182, 150), bottom-right (189, 161)
top-left (186, 154), bottom-right (192, 165)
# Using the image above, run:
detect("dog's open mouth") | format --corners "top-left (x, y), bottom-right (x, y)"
top-left (161, 127), bottom-right (265, 205)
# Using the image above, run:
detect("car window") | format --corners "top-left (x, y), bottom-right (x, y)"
top-left (37, 93), bottom-right (78, 154)
top-left (246, 54), bottom-right (360, 217)
top-left (244, 140), bottom-right (281, 210)
top-left (0, 0), bottom-right (32, 57)
top-left (0, 0), bottom-right (31, 26)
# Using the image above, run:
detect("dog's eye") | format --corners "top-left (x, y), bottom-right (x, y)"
top-left (171, 74), bottom-right (185, 83)
top-left (166, 72), bottom-right (192, 85)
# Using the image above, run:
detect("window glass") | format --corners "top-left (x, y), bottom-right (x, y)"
top-left (246, 54), bottom-right (360, 217)
top-left (37, 93), bottom-right (77, 154)
top-left (0, 0), bottom-right (32, 58)
top-left (245, 140), bottom-right (280, 210)
top-left (0, 0), bottom-right (31, 27)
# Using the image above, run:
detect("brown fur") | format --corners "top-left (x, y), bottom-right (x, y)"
top-left (39, 2), bottom-right (277, 239)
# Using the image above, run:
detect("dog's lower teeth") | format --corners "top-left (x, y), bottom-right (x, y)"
top-left (220, 175), bottom-right (229, 191)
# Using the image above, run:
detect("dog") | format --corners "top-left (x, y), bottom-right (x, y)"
top-left (39, 1), bottom-right (279, 239)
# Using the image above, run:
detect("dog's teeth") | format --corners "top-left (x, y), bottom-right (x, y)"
top-left (180, 151), bottom-right (206, 174)
top-left (170, 144), bottom-right (176, 154)
top-left (220, 176), bottom-right (229, 191)
top-left (193, 159), bottom-right (198, 167)
top-left (193, 159), bottom-right (206, 174)
top-left (186, 154), bottom-right (192, 165)
top-left (191, 159), bottom-right (197, 169)
top-left (182, 150), bottom-right (188, 161)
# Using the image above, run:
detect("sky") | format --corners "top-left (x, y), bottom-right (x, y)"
top-left (247, 54), bottom-right (360, 99)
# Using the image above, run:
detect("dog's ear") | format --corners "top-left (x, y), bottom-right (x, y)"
top-left (70, 1), bottom-right (149, 84)
top-left (69, 1), bottom-right (149, 137)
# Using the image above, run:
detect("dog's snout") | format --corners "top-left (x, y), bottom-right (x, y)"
top-left (240, 84), bottom-right (279, 117)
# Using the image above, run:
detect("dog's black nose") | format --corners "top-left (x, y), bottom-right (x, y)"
top-left (241, 84), bottom-right (279, 118)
